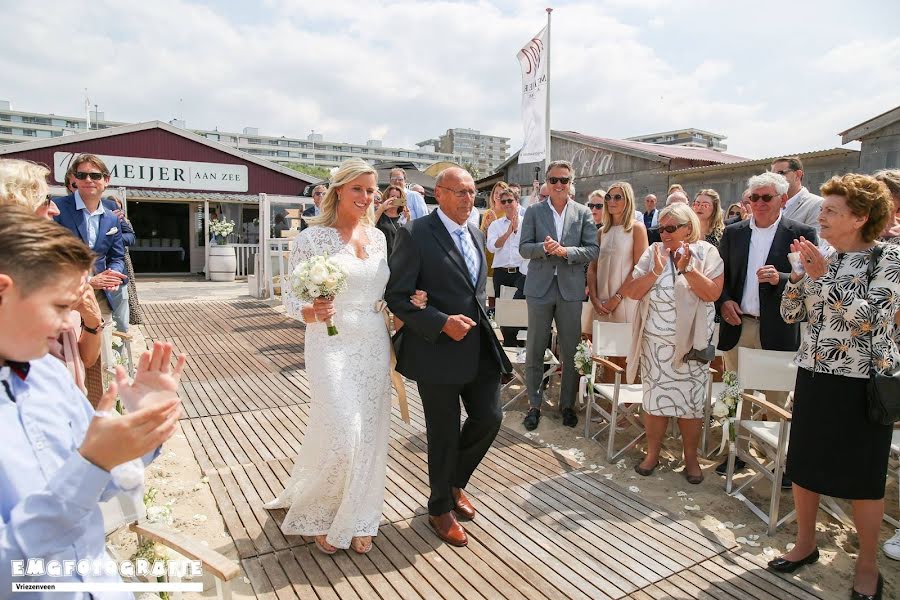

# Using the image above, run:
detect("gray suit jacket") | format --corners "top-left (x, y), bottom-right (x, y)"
top-left (782, 187), bottom-right (823, 231)
top-left (519, 200), bottom-right (599, 301)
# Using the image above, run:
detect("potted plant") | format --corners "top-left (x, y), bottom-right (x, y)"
top-left (208, 218), bottom-right (236, 281)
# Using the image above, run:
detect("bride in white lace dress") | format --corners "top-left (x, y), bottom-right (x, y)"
top-left (264, 160), bottom-right (424, 554)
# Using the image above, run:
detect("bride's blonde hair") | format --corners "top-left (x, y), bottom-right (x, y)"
top-left (306, 159), bottom-right (378, 228)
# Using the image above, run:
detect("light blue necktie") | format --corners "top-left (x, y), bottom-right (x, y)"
top-left (454, 228), bottom-right (479, 286)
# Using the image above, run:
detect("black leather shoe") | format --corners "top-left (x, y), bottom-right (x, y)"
top-left (523, 408), bottom-right (541, 431)
top-left (715, 457), bottom-right (746, 475)
top-left (767, 547), bottom-right (819, 573)
top-left (851, 573), bottom-right (883, 600)
top-left (561, 408), bottom-right (578, 428)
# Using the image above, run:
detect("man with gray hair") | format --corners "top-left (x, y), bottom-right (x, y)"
top-left (714, 171), bottom-right (818, 477)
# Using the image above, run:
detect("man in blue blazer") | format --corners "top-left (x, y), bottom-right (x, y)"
top-left (54, 154), bottom-right (127, 319)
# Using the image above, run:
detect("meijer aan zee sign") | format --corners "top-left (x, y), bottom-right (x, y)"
top-left (54, 152), bottom-right (249, 192)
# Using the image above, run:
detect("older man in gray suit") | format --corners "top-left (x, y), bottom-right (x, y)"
top-left (519, 160), bottom-right (599, 430)
top-left (771, 156), bottom-right (823, 230)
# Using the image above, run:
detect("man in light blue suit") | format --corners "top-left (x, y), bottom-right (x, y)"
top-left (519, 160), bottom-right (599, 431)
top-left (54, 154), bottom-right (127, 323)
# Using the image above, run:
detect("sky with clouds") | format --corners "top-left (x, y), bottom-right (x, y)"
top-left (3, 0), bottom-right (898, 160)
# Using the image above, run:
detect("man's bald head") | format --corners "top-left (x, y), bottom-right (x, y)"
top-left (666, 191), bottom-right (689, 206)
top-left (434, 167), bottom-right (476, 225)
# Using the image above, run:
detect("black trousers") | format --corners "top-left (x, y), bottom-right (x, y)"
top-left (492, 267), bottom-right (526, 346)
top-left (416, 330), bottom-right (502, 516)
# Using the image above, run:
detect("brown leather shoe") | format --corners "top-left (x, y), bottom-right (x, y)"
top-left (428, 512), bottom-right (468, 547)
top-left (452, 487), bottom-right (476, 521)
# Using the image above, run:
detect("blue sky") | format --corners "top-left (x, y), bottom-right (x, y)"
top-left (3, 0), bottom-right (898, 158)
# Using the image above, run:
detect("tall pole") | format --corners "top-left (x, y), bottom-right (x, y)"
top-left (544, 7), bottom-right (553, 172)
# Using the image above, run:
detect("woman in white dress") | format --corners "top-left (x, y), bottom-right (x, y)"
top-left (265, 159), bottom-right (424, 554)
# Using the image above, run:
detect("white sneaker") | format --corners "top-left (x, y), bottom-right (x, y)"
top-left (884, 529), bottom-right (900, 560)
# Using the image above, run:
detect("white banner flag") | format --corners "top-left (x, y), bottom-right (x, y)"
top-left (517, 25), bottom-right (548, 165)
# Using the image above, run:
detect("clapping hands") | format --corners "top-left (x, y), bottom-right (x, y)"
top-left (543, 236), bottom-right (568, 258)
top-left (117, 342), bottom-right (186, 413)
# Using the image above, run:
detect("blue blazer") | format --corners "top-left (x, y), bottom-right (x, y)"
top-left (54, 194), bottom-right (128, 304)
top-left (101, 197), bottom-right (135, 247)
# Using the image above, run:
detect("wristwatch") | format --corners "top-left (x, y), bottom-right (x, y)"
top-left (681, 262), bottom-right (695, 275)
top-left (82, 319), bottom-right (102, 335)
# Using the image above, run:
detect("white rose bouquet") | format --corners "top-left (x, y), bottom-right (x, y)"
top-left (210, 218), bottom-right (235, 244)
top-left (574, 339), bottom-right (593, 376)
top-left (290, 253), bottom-right (348, 336)
top-left (713, 370), bottom-right (741, 454)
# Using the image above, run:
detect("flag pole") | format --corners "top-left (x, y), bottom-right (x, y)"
top-left (544, 7), bottom-right (553, 171)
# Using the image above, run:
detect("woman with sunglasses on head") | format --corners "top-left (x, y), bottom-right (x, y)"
top-left (625, 203), bottom-right (724, 484)
top-left (480, 182), bottom-right (512, 278)
top-left (587, 182), bottom-right (647, 324)
top-left (692, 189), bottom-right (725, 247)
top-left (773, 174), bottom-right (899, 600)
top-left (725, 201), bottom-right (746, 223)
top-left (374, 184), bottom-right (411, 256)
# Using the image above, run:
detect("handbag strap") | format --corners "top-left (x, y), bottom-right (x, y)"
top-left (865, 244), bottom-right (885, 376)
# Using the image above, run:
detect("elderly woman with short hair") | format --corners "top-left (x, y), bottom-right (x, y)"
top-left (770, 174), bottom-right (900, 599)
top-left (625, 203), bottom-right (723, 483)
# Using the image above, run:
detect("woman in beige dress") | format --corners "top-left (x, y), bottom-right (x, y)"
top-left (587, 181), bottom-right (648, 323)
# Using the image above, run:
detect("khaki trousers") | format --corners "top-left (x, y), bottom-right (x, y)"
top-left (722, 316), bottom-right (788, 409)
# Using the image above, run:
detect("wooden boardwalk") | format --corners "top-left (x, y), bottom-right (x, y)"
top-left (142, 300), bottom-right (824, 600)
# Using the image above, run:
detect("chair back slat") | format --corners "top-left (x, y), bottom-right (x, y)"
top-left (494, 298), bottom-right (529, 328)
top-left (592, 321), bottom-right (632, 358)
top-left (737, 347), bottom-right (797, 392)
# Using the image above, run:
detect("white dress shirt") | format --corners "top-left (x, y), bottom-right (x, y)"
top-left (550, 201), bottom-right (568, 241)
top-left (487, 215), bottom-right (528, 274)
top-left (437, 208), bottom-right (482, 273)
top-left (740, 214), bottom-right (782, 317)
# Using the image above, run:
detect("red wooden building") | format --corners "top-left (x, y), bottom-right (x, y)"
top-left (0, 121), bottom-right (317, 274)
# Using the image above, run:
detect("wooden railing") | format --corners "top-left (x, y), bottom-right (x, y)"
top-left (231, 244), bottom-right (259, 277)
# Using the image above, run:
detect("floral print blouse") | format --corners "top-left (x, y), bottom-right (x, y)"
top-left (780, 243), bottom-right (900, 379)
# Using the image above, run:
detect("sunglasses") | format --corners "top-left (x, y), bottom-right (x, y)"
top-left (499, 198), bottom-right (516, 205)
top-left (749, 193), bottom-right (777, 203)
top-left (659, 223), bottom-right (688, 234)
top-left (587, 203), bottom-right (603, 210)
top-left (774, 169), bottom-right (795, 176)
top-left (74, 171), bottom-right (104, 181)
top-left (547, 177), bottom-right (571, 185)
top-left (604, 193), bottom-right (624, 202)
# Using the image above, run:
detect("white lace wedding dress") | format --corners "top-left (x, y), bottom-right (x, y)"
top-left (264, 224), bottom-right (392, 549)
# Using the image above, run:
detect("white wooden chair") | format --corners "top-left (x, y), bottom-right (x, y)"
top-left (494, 298), bottom-right (559, 410)
top-left (583, 321), bottom-right (646, 463)
top-left (725, 347), bottom-right (797, 534)
top-left (103, 492), bottom-right (240, 599)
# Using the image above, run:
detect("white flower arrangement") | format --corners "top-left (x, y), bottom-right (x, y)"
top-left (714, 370), bottom-right (741, 453)
top-left (209, 218), bottom-right (235, 243)
top-left (574, 338), bottom-right (593, 376)
top-left (290, 253), bottom-right (348, 335)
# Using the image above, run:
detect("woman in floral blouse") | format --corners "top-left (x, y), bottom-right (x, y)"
top-left (769, 174), bottom-right (899, 600)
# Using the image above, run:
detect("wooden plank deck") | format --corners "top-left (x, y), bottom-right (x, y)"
top-left (142, 299), bottom-right (823, 600)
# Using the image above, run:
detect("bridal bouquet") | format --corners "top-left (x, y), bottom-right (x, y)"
top-left (290, 253), bottom-right (348, 336)
top-left (712, 370), bottom-right (741, 454)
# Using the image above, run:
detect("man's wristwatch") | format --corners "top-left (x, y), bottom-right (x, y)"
top-left (82, 319), bottom-right (102, 335)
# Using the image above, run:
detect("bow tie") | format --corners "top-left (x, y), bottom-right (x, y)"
top-left (1, 360), bottom-right (30, 381)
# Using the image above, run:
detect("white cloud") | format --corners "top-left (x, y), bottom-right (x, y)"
top-left (1, 0), bottom-right (896, 162)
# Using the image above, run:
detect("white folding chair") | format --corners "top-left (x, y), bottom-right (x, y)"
top-left (725, 348), bottom-right (797, 534)
top-left (494, 298), bottom-right (559, 410)
top-left (583, 321), bottom-right (646, 462)
top-left (103, 491), bottom-right (240, 600)
top-left (700, 323), bottom-right (726, 457)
